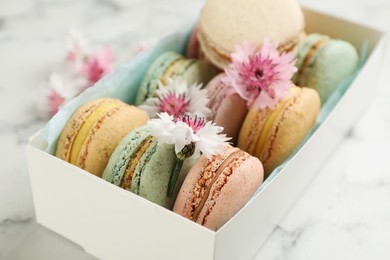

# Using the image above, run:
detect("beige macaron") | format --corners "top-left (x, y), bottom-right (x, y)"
top-left (238, 87), bottom-right (320, 177)
top-left (199, 0), bottom-right (305, 69)
top-left (56, 98), bottom-right (148, 177)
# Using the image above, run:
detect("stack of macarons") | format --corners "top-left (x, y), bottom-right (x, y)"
top-left (54, 0), bottom-right (361, 232)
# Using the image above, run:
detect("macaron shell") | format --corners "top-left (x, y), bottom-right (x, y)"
top-left (206, 73), bottom-right (248, 142)
top-left (199, 0), bottom-right (304, 68)
top-left (102, 125), bottom-right (152, 185)
top-left (135, 52), bottom-right (182, 105)
top-left (132, 142), bottom-right (199, 209)
top-left (294, 34), bottom-right (328, 74)
top-left (186, 24), bottom-right (200, 59)
top-left (136, 51), bottom-right (218, 105)
top-left (181, 60), bottom-right (218, 86)
top-left (173, 149), bottom-right (231, 220)
top-left (261, 88), bottom-right (320, 174)
top-left (56, 98), bottom-right (117, 162)
top-left (237, 106), bottom-right (268, 155)
top-left (198, 29), bottom-right (230, 70)
top-left (214, 93), bottom-right (247, 142)
top-left (199, 155), bottom-right (263, 230)
top-left (77, 104), bottom-right (149, 177)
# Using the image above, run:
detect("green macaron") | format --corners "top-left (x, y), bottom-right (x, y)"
top-left (102, 125), bottom-right (199, 209)
top-left (293, 33), bottom-right (359, 104)
top-left (135, 51), bottom-right (218, 105)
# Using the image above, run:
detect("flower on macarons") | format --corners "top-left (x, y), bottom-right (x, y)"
top-left (223, 38), bottom-right (297, 110)
top-left (65, 29), bottom-right (90, 68)
top-left (44, 72), bottom-right (88, 116)
top-left (81, 47), bottom-right (115, 85)
top-left (148, 112), bottom-right (229, 159)
top-left (139, 77), bottom-right (211, 119)
top-left (149, 112), bottom-right (230, 197)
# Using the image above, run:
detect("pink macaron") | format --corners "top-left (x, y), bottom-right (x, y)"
top-left (186, 24), bottom-right (201, 59)
top-left (173, 145), bottom-right (263, 231)
top-left (206, 73), bottom-right (248, 142)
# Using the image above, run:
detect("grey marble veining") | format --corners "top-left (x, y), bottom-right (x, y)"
top-left (1, 0), bottom-right (390, 259)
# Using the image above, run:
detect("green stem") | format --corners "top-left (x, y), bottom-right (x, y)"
top-left (167, 157), bottom-right (184, 197)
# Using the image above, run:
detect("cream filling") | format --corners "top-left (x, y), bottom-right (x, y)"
top-left (120, 136), bottom-right (156, 190)
top-left (253, 87), bottom-right (301, 157)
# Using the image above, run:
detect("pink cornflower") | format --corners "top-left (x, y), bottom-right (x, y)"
top-left (82, 47), bottom-right (115, 85)
top-left (176, 114), bottom-right (206, 133)
top-left (139, 78), bottom-right (211, 119)
top-left (48, 89), bottom-right (65, 116)
top-left (158, 91), bottom-right (190, 118)
top-left (223, 38), bottom-right (297, 110)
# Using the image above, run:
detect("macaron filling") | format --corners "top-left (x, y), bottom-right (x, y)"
top-left (120, 136), bottom-right (156, 190)
top-left (191, 150), bottom-right (245, 221)
top-left (70, 102), bottom-right (118, 164)
top-left (131, 141), bottom-right (158, 195)
top-left (200, 28), bottom-right (303, 69)
top-left (160, 59), bottom-right (196, 85)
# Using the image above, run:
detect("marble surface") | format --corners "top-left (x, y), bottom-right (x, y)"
top-left (1, 0), bottom-right (389, 259)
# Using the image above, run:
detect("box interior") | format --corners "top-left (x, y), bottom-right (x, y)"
top-left (27, 6), bottom-right (387, 260)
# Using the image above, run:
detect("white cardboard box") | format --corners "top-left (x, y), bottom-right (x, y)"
top-left (26, 7), bottom-right (387, 260)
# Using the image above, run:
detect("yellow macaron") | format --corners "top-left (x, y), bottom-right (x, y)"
top-left (238, 87), bottom-right (320, 177)
top-left (56, 98), bottom-right (148, 177)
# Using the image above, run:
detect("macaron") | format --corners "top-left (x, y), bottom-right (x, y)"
top-left (56, 98), bottom-right (148, 177)
top-left (135, 51), bottom-right (218, 105)
top-left (173, 145), bottom-right (264, 231)
top-left (199, 0), bottom-right (305, 69)
top-left (293, 33), bottom-right (359, 104)
top-left (206, 73), bottom-right (248, 143)
top-left (238, 87), bottom-right (320, 177)
top-left (102, 125), bottom-right (199, 209)
top-left (186, 23), bottom-right (201, 59)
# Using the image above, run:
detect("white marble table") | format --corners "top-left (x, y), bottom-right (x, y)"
top-left (1, 0), bottom-right (389, 259)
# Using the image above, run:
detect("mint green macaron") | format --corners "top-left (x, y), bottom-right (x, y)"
top-left (293, 33), bottom-right (359, 104)
top-left (135, 51), bottom-right (218, 105)
top-left (102, 125), bottom-right (199, 209)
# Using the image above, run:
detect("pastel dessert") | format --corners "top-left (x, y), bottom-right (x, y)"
top-left (173, 145), bottom-right (264, 231)
top-left (56, 98), bottom-right (148, 177)
top-left (102, 125), bottom-right (199, 209)
top-left (186, 23), bottom-right (201, 59)
top-left (293, 33), bottom-right (359, 103)
top-left (199, 0), bottom-right (305, 69)
top-left (206, 73), bottom-right (247, 142)
top-left (135, 51), bottom-right (218, 105)
top-left (238, 87), bottom-right (320, 177)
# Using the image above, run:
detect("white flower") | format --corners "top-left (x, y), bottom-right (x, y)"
top-left (139, 77), bottom-right (211, 119)
top-left (148, 112), bottom-right (230, 158)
